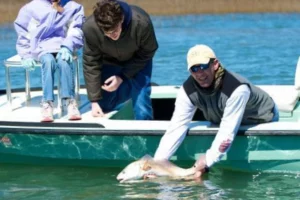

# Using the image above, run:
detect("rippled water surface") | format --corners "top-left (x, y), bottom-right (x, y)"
top-left (0, 165), bottom-right (300, 199)
top-left (1, 13), bottom-right (300, 199)
top-left (0, 164), bottom-right (300, 200)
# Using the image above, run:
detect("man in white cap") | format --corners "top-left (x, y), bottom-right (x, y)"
top-left (153, 44), bottom-right (279, 178)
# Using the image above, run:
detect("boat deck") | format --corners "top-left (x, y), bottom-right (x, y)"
top-left (0, 85), bottom-right (300, 134)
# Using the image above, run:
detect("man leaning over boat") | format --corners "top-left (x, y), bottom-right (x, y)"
top-left (82, 0), bottom-right (158, 120)
top-left (153, 44), bottom-right (279, 178)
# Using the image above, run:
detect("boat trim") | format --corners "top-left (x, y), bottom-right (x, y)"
top-left (0, 121), bottom-right (300, 136)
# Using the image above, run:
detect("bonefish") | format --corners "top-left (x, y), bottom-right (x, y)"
top-left (116, 155), bottom-right (199, 183)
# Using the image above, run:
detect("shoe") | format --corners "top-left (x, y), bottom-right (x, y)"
top-left (67, 99), bottom-right (81, 120)
top-left (41, 101), bottom-right (54, 122)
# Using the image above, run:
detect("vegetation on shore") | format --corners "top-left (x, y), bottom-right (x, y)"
top-left (1, 0), bottom-right (300, 24)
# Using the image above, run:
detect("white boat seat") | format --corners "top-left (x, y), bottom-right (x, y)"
top-left (4, 54), bottom-right (80, 116)
top-left (294, 56), bottom-right (300, 90)
top-left (151, 85), bottom-right (299, 113)
top-left (258, 85), bottom-right (299, 112)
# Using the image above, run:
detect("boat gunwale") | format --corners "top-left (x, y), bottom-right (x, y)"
top-left (1, 121), bottom-right (300, 136)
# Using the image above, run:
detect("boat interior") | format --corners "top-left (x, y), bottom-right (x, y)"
top-left (0, 84), bottom-right (300, 122)
top-left (1, 56), bottom-right (300, 130)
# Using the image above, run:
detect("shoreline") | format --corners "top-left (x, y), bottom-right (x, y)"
top-left (1, 0), bottom-right (300, 24)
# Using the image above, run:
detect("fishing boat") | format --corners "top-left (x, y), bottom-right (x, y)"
top-left (0, 55), bottom-right (300, 173)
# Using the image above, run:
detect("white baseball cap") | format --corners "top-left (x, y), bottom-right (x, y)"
top-left (187, 44), bottom-right (216, 70)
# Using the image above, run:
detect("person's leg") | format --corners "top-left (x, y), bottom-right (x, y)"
top-left (40, 53), bottom-right (57, 101)
top-left (56, 57), bottom-right (74, 99)
top-left (130, 60), bottom-right (153, 120)
top-left (39, 53), bottom-right (57, 122)
top-left (57, 57), bottom-right (81, 120)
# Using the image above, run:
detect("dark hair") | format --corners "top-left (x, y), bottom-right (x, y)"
top-left (93, 0), bottom-right (124, 32)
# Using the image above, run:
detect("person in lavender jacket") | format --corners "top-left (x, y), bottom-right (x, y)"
top-left (14, 0), bottom-right (84, 122)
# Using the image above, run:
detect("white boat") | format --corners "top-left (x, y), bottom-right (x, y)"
top-left (0, 55), bottom-right (300, 173)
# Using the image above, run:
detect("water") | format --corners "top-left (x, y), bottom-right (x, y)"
top-left (1, 13), bottom-right (300, 90)
top-left (0, 164), bottom-right (299, 200)
top-left (1, 13), bottom-right (300, 199)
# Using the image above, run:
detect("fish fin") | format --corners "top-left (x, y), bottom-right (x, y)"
top-left (143, 174), bottom-right (157, 180)
top-left (142, 161), bottom-right (152, 171)
top-left (140, 154), bottom-right (153, 161)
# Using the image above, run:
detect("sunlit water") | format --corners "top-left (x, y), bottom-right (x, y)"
top-left (1, 13), bottom-right (300, 199)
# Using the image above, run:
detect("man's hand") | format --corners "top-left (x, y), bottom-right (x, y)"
top-left (194, 155), bottom-right (208, 179)
top-left (91, 102), bottom-right (104, 117)
top-left (101, 75), bottom-right (123, 92)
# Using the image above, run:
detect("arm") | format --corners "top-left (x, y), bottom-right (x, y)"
top-left (154, 87), bottom-right (196, 160)
top-left (14, 5), bottom-right (33, 59)
top-left (62, 5), bottom-right (85, 51)
top-left (82, 24), bottom-right (103, 102)
top-left (121, 21), bottom-right (158, 79)
top-left (205, 84), bottom-right (251, 167)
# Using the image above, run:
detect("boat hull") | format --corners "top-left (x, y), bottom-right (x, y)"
top-left (1, 131), bottom-right (299, 173)
top-left (1, 84), bottom-right (300, 173)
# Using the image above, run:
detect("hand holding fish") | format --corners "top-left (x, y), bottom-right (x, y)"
top-left (194, 154), bottom-right (209, 179)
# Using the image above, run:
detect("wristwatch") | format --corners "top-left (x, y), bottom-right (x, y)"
top-left (204, 165), bottom-right (210, 173)
top-left (193, 164), bottom-right (210, 173)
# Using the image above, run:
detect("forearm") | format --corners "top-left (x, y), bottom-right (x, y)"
top-left (205, 85), bottom-right (251, 167)
top-left (154, 125), bottom-right (189, 160)
top-left (14, 7), bottom-right (32, 58)
top-left (82, 36), bottom-right (103, 101)
top-left (62, 6), bottom-right (85, 51)
top-left (83, 57), bottom-right (102, 102)
top-left (154, 87), bottom-right (196, 160)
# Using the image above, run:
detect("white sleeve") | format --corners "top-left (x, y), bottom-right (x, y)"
top-left (205, 84), bottom-right (251, 167)
top-left (154, 86), bottom-right (196, 160)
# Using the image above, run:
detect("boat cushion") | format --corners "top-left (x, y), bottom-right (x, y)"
top-left (294, 56), bottom-right (300, 90)
top-left (258, 85), bottom-right (299, 112)
top-left (151, 85), bottom-right (299, 112)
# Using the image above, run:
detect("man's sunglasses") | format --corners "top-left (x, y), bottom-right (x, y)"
top-left (190, 63), bottom-right (210, 73)
top-left (190, 59), bottom-right (214, 73)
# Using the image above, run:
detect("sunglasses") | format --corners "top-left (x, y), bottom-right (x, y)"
top-left (190, 63), bottom-right (210, 73)
top-left (190, 59), bottom-right (215, 73)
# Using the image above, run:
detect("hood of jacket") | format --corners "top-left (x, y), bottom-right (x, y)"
top-left (118, 0), bottom-right (132, 30)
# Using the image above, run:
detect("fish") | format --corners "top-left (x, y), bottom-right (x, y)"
top-left (116, 154), bottom-right (198, 183)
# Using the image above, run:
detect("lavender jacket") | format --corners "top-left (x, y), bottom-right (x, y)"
top-left (14, 0), bottom-right (85, 60)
